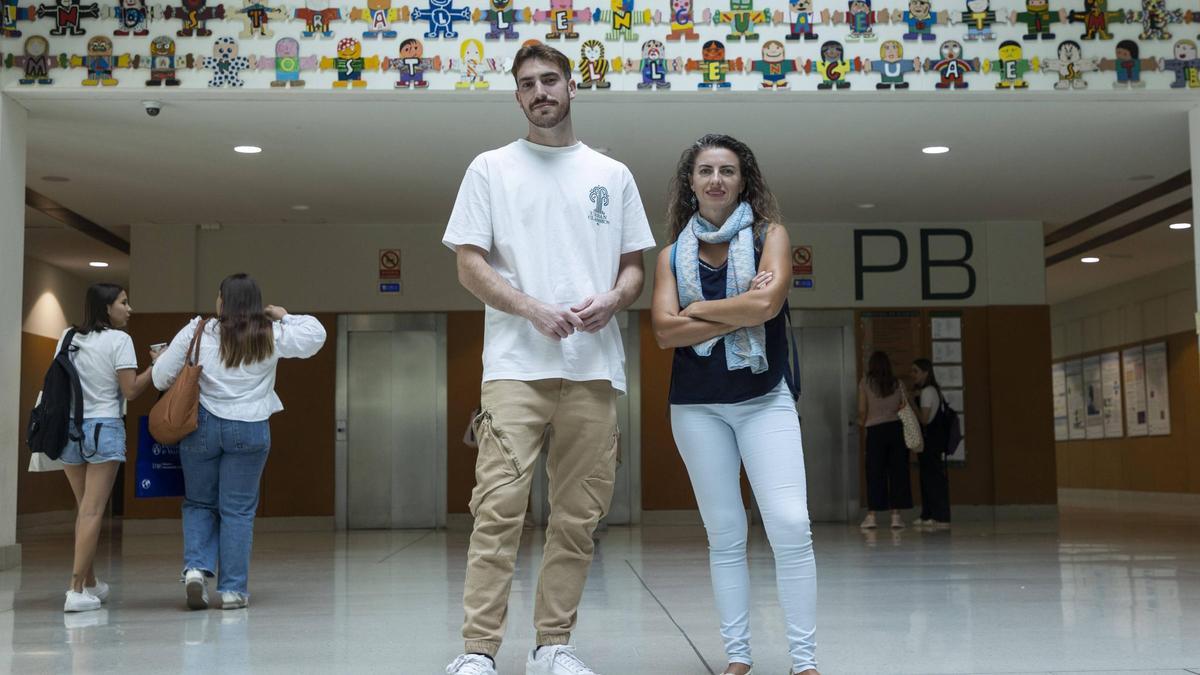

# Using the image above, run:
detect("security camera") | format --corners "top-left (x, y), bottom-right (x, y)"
top-left (142, 100), bottom-right (162, 117)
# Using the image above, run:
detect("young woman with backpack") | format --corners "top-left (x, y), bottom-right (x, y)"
top-left (53, 283), bottom-right (159, 612)
top-left (911, 358), bottom-right (951, 528)
top-left (152, 274), bottom-right (325, 611)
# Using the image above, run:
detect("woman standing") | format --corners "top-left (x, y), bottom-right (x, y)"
top-left (857, 351), bottom-right (913, 530)
top-left (911, 358), bottom-right (951, 528)
top-left (57, 284), bottom-right (157, 612)
top-left (153, 274), bottom-right (325, 610)
top-left (651, 134), bottom-right (818, 675)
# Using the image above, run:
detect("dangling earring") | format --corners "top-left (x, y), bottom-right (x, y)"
top-left (690, 192), bottom-right (698, 209)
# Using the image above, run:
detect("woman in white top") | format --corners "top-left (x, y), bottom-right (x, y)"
top-left (57, 283), bottom-right (158, 613)
top-left (911, 358), bottom-right (951, 528)
top-left (152, 273), bottom-right (326, 610)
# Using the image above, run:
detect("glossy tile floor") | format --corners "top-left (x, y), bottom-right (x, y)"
top-left (2, 509), bottom-right (1199, 674)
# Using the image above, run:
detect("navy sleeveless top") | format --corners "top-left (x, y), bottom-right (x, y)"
top-left (668, 249), bottom-right (794, 405)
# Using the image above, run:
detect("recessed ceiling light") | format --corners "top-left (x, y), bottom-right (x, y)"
top-left (42, 175), bottom-right (70, 182)
top-left (1169, 222), bottom-right (1192, 230)
top-left (88, 261), bottom-right (109, 268)
top-left (291, 204), bottom-right (310, 211)
top-left (234, 145), bottom-right (262, 154)
top-left (856, 203), bottom-right (876, 209)
top-left (921, 146), bottom-right (950, 155)
top-left (1080, 256), bottom-right (1100, 264)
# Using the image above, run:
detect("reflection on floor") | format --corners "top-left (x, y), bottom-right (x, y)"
top-left (2, 508), bottom-right (1199, 674)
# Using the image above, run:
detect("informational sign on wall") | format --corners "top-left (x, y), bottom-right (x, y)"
top-left (1082, 356), bottom-right (1103, 440)
top-left (791, 245), bottom-right (814, 291)
top-left (1122, 346), bottom-right (1148, 437)
top-left (1065, 360), bottom-right (1086, 441)
top-left (930, 311), bottom-right (964, 462)
top-left (1144, 342), bottom-right (1171, 436)
top-left (1100, 351), bottom-right (1123, 439)
top-left (1052, 363), bottom-right (1068, 442)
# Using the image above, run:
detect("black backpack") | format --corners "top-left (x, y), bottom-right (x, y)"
top-left (937, 394), bottom-right (962, 456)
top-left (26, 329), bottom-right (84, 460)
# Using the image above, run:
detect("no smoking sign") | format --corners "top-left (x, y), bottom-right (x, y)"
top-left (379, 249), bottom-right (402, 279)
top-left (792, 245), bottom-right (813, 276)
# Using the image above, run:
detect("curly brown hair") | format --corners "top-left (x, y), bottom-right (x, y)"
top-left (665, 134), bottom-right (781, 244)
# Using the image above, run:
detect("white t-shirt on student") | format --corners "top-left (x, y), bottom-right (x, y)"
top-left (920, 386), bottom-right (941, 425)
top-left (442, 139), bottom-right (656, 393)
top-left (52, 327), bottom-right (138, 419)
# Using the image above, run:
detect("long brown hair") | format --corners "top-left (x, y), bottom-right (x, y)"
top-left (665, 134), bottom-right (781, 244)
top-left (866, 350), bottom-right (898, 398)
top-left (218, 273), bottom-right (273, 368)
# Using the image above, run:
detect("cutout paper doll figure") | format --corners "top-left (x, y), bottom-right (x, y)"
top-left (1041, 38), bottom-right (1099, 87)
top-left (6, 35), bottom-right (66, 84)
top-left (256, 36), bottom-right (319, 85)
top-left (201, 35), bottom-right (254, 86)
top-left (349, 0), bottom-right (408, 38)
top-left (383, 37), bottom-right (441, 87)
top-left (983, 38), bottom-right (1039, 87)
top-left (533, 0), bottom-right (592, 40)
top-left (320, 36), bottom-right (381, 87)
top-left (69, 34), bottom-right (133, 84)
top-left (685, 38), bottom-right (742, 88)
top-left (1099, 38), bottom-right (1156, 87)
top-left (866, 38), bottom-right (921, 87)
top-left (1064, 0), bottom-right (1125, 40)
top-left (804, 38), bottom-right (864, 88)
top-left (1009, 0), bottom-right (1059, 39)
top-left (1158, 37), bottom-right (1200, 86)
top-left (746, 38), bottom-right (801, 88)
top-left (924, 37), bottom-right (980, 87)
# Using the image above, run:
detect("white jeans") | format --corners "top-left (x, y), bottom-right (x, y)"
top-left (670, 382), bottom-right (817, 672)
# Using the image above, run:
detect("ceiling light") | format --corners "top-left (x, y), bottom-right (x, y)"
top-left (856, 203), bottom-right (875, 209)
top-left (1169, 222), bottom-right (1191, 230)
top-left (1080, 256), bottom-right (1100, 264)
top-left (41, 175), bottom-right (70, 182)
top-left (291, 204), bottom-right (310, 211)
top-left (88, 261), bottom-right (109, 268)
top-left (234, 145), bottom-right (262, 154)
top-left (921, 146), bottom-right (950, 155)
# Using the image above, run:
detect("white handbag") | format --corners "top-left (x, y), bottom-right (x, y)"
top-left (898, 383), bottom-right (924, 452)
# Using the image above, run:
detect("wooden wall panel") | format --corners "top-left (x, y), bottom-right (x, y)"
top-left (17, 332), bottom-right (79, 515)
top-left (986, 306), bottom-right (1057, 505)
top-left (1054, 332), bottom-right (1200, 495)
top-left (122, 313), bottom-right (336, 519)
top-left (446, 312), bottom-right (484, 514)
top-left (639, 311), bottom-right (698, 511)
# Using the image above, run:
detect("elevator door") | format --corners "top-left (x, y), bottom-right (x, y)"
top-left (345, 315), bottom-right (446, 529)
top-left (793, 319), bottom-right (857, 523)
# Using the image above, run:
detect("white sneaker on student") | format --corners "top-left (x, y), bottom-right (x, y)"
top-left (85, 579), bottom-right (109, 602)
top-left (446, 653), bottom-right (497, 675)
top-left (63, 589), bottom-right (101, 613)
top-left (220, 591), bottom-right (248, 610)
top-left (527, 645), bottom-right (598, 675)
top-left (183, 569), bottom-right (208, 610)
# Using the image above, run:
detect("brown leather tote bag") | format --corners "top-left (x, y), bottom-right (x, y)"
top-left (149, 319), bottom-right (209, 445)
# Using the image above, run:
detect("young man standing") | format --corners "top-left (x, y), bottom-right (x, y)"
top-left (442, 44), bottom-right (655, 675)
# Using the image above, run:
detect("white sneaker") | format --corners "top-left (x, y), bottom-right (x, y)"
top-left (859, 513), bottom-right (877, 529)
top-left (183, 569), bottom-right (208, 610)
top-left (446, 653), bottom-right (497, 675)
top-left (527, 645), bottom-right (597, 675)
top-left (85, 579), bottom-right (109, 602)
top-left (220, 591), bottom-right (248, 610)
top-left (64, 589), bottom-right (101, 613)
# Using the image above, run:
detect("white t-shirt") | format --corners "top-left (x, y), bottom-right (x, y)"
top-left (442, 139), bottom-right (656, 393)
top-left (151, 314), bottom-right (327, 422)
top-left (52, 327), bottom-right (138, 419)
top-left (920, 386), bottom-right (941, 425)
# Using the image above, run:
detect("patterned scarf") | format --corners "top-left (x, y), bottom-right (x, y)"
top-left (675, 201), bottom-right (768, 374)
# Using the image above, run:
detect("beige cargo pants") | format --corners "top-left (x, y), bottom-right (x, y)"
top-left (462, 378), bottom-right (619, 657)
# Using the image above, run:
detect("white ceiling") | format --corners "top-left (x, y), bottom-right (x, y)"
top-left (12, 89), bottom-right (1198, 303)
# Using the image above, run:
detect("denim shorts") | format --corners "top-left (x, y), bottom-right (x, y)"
top-left (60, 418), bottom-right (127, 465)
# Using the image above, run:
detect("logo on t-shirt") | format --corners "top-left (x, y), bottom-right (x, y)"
top-left (588, 185), bottom-right (610, 225)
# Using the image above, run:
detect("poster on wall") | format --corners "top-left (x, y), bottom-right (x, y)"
top-left (1123, 345), bottom-right (1148, 437)
top-left (1144, 342), bottom-right (1171, 436)
top-left (1052, 363), bottom-right (1068, 442)
top-left (1100, 351), bottom-right (1123, 438)
top-left (931, 316), bottom-right (962, 340)
top-left (1083, 356), bottom-right (1104, 440)
top-left (1065, 360), bottom-right (1086, 440)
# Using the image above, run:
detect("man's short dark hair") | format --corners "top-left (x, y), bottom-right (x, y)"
top-left (511, 43), bottom-right (572, 84)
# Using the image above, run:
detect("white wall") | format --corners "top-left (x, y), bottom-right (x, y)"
top-left (1050, 263), bottom-right (1197, 359)
top-left (130, 221), bottom-right (1046, 313)
top-left (22, 257), bottom-right (88, 340)
top-left (1, 95), bottom-right (28, 566)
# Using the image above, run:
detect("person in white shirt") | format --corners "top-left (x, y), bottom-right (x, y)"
top-left (56, 283), bottom-right (158, 613)
top-left (442, 43), bottom-right (655, 675)
top-left (911, 358), bottom-right (951, 528)
top-left (152, 273), bottom-right (326, 611)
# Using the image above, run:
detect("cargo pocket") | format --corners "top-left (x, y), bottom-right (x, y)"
top-left (581, 427), bottom-right (620, 521)
top-left (467, 411), bottom-right (525, 517)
